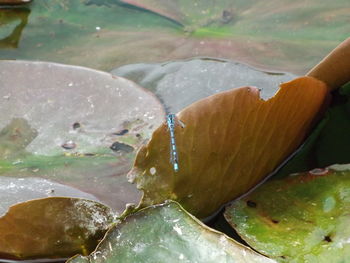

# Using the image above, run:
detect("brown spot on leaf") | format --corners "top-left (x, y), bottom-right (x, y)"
top-left (247, 200), bottom-right (257, 208)
top-left (324, 235), bottom-right (332, 242)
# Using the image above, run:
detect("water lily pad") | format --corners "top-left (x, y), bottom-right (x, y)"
top-left (112, 58), bottom-right (297, 113)
top-left (225, 164), bottom-right (350, 262)
top-left (128, 76), bottom-right (328, 218)
top-left (68, 201), bottom-right (276, 263)
top-left (0, 60), bottom-right (165, 213)
top-left (0, 0), bottom-right (31, 5)
top-left (0, 197), bottom-right (114, 260)
top-left (0, 176), bottom-right (99, 217)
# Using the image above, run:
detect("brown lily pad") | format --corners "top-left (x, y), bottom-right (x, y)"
top-left (0, 60), bottom-right (165, 213)
top-left (307, 37), bottom-right (350, 90)
top-left (0, 197), bottom-right (114, 260)
top-left (0, 0), bottom-right (31, 5)
top-left (0, 176), bottom-right (100, 217)
top-left (128, 76), bottom-right (328, 218)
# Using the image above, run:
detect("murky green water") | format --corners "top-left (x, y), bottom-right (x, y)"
top-left (0, 0), bottom-right (348, 74)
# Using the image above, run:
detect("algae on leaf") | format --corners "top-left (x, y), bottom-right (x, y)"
top-left (129, 77), bottom-right (328, 218)
top-left (225, 164), bottom-right (350, 262)
top-left (68, 201), bottom-right (276, 263)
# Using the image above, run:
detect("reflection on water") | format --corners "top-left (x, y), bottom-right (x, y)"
top-left (0, 0), bottom-right (348, 73)
top-left (0, 8), bottom-right (30, 48)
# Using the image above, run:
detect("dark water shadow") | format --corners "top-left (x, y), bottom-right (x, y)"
top-left (0, 8), bottom-right (30, 49)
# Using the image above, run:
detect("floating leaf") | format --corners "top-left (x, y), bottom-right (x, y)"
top-left (0, 60), bottom-right (164, 213)
top-left (112, 58), bottom-right (297, 113)
top-left (225, 164), bottom-right (350, 262)
top-left (0, 197), bottom-right (114, 260)
top-left (128, 76), bottom-right (328, 218)
top-left (0, 0), bottom-right (31, 6)
top-left (68, 201), bottom-right (276, 263)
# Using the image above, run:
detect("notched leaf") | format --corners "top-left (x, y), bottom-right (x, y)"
top-left (129, 76), bottom-right (328, 218)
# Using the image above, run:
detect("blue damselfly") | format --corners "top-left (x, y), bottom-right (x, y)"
top-left (166, 114), bottom-right (185, 172)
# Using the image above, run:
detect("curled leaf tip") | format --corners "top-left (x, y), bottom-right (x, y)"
top-left (307, 37), bottom-right (350, 91)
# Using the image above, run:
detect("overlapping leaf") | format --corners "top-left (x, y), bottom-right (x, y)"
top-left (129, 76), bottom-right (328, 218)
top-left (68, 201), bottom-right (276, 263)
top-left (225, 164), bottom-right (350, 262)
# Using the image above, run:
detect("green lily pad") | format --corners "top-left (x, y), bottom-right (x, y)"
top-left (225, 164), bottom-right (350, 262)
top-left (0, 197), bottom-right (114, 260)
top-left (68, 201), bottom-right (276, 263)
top-left (0, 60), bottom-right (165, 213)
top-left (112, 58), bottom-right (296, 113)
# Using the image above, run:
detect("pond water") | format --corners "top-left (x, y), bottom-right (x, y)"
top-left (1, 0), bottom-right (348, 74)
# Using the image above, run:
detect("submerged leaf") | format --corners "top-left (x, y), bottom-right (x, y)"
top-left (1, 1), bottom-right (348, 75)
top-left (0, 197), bottom-right (114, 260)
top-left (129, 77), bottom-right (328, 218)
top-left (0, 118), bottom-right (37, 159)
top-left (67, 201), bottom-right (276, 263)
top-left (225, 164), bottom-right (350, 262)
top-left (119, 0), bottom-right (234, 27)
top-left (0, 60), bottom-right (164, 213)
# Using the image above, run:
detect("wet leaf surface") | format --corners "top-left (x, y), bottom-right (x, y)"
top-left (0, 60), bottom-right (165, 213)
top-left (0, 0), bottom-right (348, 74)
top-left (128, 76), bottom-right (328, 218)
top-left (67, 201), bottom-right (276, 263)
top-left (0, 197), bottom-right (114, 260)
top-left (112, 58), bottom-right (297, 113)
top-left (225, 164), bottom-right (350, 262)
